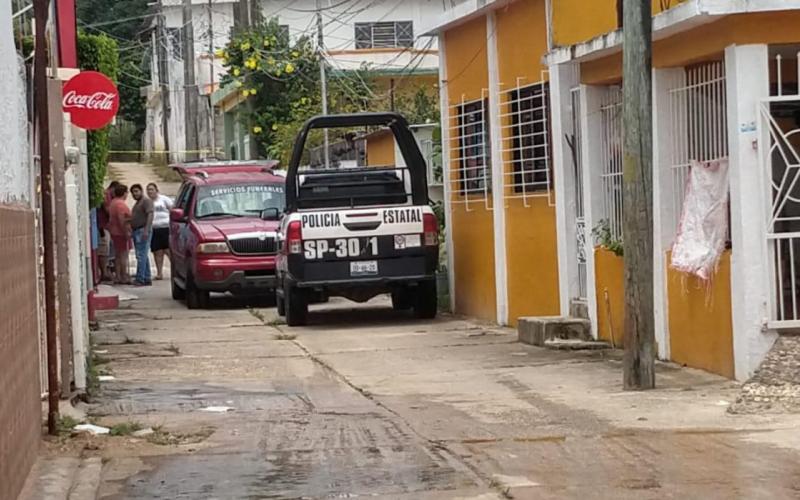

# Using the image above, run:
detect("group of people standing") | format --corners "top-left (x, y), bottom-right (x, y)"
top-left (98, 181), bottom-right (173, 286)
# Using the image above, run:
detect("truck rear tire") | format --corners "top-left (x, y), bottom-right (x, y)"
top-left (413, 281), bottom-right (437, 319)
top-left (285, 284), bottom-right (308, 326)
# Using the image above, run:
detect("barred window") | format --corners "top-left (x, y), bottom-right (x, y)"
top-left (457, 98), bottom-right (491, 196)
top-left (508, 83), bottom-right (550, 193)
top-left (166, 28), bottom-right (182, 60)
top-left (355, 21), bottom-right (413, 49)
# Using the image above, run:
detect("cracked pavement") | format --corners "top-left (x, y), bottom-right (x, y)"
top-left (67, 281), bottom-right (800, 499)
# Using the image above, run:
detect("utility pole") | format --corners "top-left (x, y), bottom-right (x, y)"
top-left (316, 0), bottom-right (330, 168)
top-left (183, 0), bottom-right (199, 161)
top-left (208, 0), bottom-right (216, 157)
top-left (622, 0), bottom-right (655, 390)
top-left (156, 4), bottom-right (171, 158)
top-left (33, 0), bottom-right (60, 435)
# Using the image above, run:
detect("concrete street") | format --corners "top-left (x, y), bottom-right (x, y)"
top-left (22, 278), bottom-right (800, 499)
top-left (17, 163), bottom-right (800, 499)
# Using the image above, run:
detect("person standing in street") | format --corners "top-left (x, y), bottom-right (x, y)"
top-left (130, 183), bottom-right (155, 286)
top-left (97, 180), bottom-right (120, 282)
top-left (147, 182), bottom-right (173, 280)
top-left (108, 183), bottom-right (132, 285)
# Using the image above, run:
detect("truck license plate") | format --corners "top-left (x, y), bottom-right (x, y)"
top-left (350, 260), bottom-right (378, 276)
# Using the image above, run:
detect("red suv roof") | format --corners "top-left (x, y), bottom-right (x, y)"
top-left (171, 160), bottom-right (285, 185)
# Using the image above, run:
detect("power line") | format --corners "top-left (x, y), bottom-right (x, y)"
top-left (78, 13), bottom-right (155, 29)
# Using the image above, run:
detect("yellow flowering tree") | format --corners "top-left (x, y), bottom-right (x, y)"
top-left (220, 18), bottom-right (319, 159)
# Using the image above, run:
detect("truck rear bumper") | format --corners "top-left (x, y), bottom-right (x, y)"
top-left (292, 274), bottom-right (435, 289)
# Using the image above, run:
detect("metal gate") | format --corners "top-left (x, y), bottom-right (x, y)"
top-left (569, 86), bottom-right (587, 301)
top-left (762, 52), bottom-right (800, 327)
top-left (600, 86), bottom-right (624, 241)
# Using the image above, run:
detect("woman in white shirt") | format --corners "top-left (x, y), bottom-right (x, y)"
top-left (147, 183), bottom-right (174, 280)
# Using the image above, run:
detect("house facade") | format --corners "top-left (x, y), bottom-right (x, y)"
top-left (145, 0), bottom-right (445, 162)
top-left (426, 0), bottom-right (800, 380)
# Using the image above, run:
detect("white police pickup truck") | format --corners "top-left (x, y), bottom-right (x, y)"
top-left (273, 113), bottom-right (440, 326)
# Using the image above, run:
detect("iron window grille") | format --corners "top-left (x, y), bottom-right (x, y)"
top-left (455, 97), bottom-right (491, 197)
top-left (501, 81), bottom-right (551, 200)
top-left (355, 21), bottom-right (413, 49)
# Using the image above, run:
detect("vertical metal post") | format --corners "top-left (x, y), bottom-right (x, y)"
top-left (33, 0), bottom-right (60, 435)
top-left (316, 0), bottom-right (330, 168)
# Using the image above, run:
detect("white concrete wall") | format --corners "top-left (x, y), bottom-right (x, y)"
top-left (0, 9), bottom-right (31, 206)
top-left (160, 0), bottom-right (442, 85)
top-left (550, 62), bottom-right (580, 317)
top-left (263, 0), bottom-right (442, 72)
top-left (162, 0), bottom-right (236, 93)
top-left (725, 43), bottom-right (776, 380)
top-left (652, 67), bottom-right (685, 361)
top-left (579, 85), bottom-right (607, 339)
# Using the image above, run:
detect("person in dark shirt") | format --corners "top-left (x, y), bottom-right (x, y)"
top-left (130, 184), bottom-right (155, 286)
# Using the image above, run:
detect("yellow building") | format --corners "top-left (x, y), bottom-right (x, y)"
top-left (426, 0), bottom-right (800, 380)
top-left (431, 0), bottom-right (560, 326)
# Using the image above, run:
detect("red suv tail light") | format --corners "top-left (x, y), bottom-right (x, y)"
top-left (286, 220), bottom-right (302, 254)
top-left (423, 213), bottom-right (439, 246)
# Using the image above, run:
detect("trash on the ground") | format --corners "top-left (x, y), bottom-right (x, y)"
top-left (716, 400), bottom-right (730, 406)
top-left (491, 474), bottom-right (541, 488)
top-left (94, 349), bottom-right (108, 354)
top-left (98, 375), bottom-right (116, 381)
top-left (510, 352), bottom-right (529, 356)
top-left (199, 406), bottom-right (235, 413)
top-left (132, 428), bottom-right (154, 437)
top-left (73, 424), bottom-right (110, 435)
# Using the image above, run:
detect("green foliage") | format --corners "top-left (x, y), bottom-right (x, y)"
top-left (592, 219), bottom-right (624, 257)
top-left (392, 84), bottom-right (440, 125)
top-left (77, 31), bottom-right (119, 207)
top-left (221, 18), bottom-right (319, 163)
top-left (109, 421), bottom-right (143, 436)
top-left (77, 0), bottom-right (149, 136)
top-left (222, 18), bottom-right (441, 164)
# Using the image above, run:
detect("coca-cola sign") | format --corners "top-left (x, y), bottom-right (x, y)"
top-left (62, 71), bottom-right (119, 130)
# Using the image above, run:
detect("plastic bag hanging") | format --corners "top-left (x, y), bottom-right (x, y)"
top-left (670, 159), bottom-right (730, 280)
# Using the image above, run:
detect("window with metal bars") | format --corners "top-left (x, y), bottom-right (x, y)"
top-left (166, 27), bottom-right (182, 60)
top-left (457, 98), bottom-right (491, 196)
top-left (354, 21), bottom-right (413, 49)
top-left (508, 83), bottom-right (551, 194)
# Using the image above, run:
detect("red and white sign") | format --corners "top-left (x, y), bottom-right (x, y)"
top-left (62, 71), bottom-right (119, 130)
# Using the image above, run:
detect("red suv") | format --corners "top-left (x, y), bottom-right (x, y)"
top-left (169, 161), bottom-right (285, 308)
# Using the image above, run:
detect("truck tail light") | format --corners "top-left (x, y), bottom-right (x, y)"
top-left (423, 213), bottom-right (439, 246)
top-left (286, 220), bottom-right (302, 254)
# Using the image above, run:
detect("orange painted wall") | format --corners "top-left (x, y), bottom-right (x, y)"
top-left (667, 250), bottom-right (735, 378)
top-left (496, 0), bottom-right (549, 79)
top-left (445, 16), bottom-right (497, 322)
top-left (594, 247), bottom-right (624, 346)
top-left (445, 16), bottom-right (489, 102)
top-left (552, 0), bottom-right (689, 47)
top-left (582, 11), bottom-right (800, 84)
top-left (552, 0), bottom-right (617, 48)
top-left (495, 0), bottom-right (560, 325)
top-left (366, 131), bottom-right (396, 166)
top-left (505, 199), bottom-right (561, 325)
